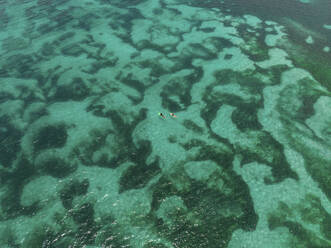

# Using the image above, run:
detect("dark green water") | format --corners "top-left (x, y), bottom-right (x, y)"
top-left (0, 0), bottom-right (330, 247)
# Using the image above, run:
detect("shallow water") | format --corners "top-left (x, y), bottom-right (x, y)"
top-left (0, 0), bottom-right (330, 247)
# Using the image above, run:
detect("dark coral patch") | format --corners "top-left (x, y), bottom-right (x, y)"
top-left (39, 156), bottom-right (76, 178)
top-left (58, 31), bottom-right (76, 41)
top-left (231, 103), bottom-right (262, 131)
top-left (41, 42), bottom-right (55, 57)
top-left (37, 23), bottom-right (58, 35)
top-left (195, 145), bottom-right (233, 170)
top-left (59, 179), bottom-right (89, 209)
top-left (205, 37), bottom-right (234, 52)
top-left (161, 68), bottom-right (203, 112)
top-left (151, 177), bottom-right (258, 248)
top-left (72, 203), bottom-right (95, 225)
top-left (145, 242), bottom-right (168, 248)
top-left (224, 53), bottom-right (233, 60)
top-left (0, 119), bottom-right (22, 167)
top-left (95, 219), bottom-right (131, 247)
top-left (173, 184), bottom-right (236, 247)
top-left (71, 203), bottom-right (98, 246)
top-left (34, 124), bottom-right (67, 152)
top-left (76, 13), bottom-right (100, 31)
top-left (182, 120), bottom-right (204, 134)
top-left (0, 8), bottom-right (9, 29)
top-left (201, 100), bottom-right (223, 127)
top-left (200, 27), bottom-right (215, 33)
top-left (118, 75), bottom-right (145, 95)
top-left (268, 200), bottom-right (331, 248)
top-left (181, 138), bottom-right (206, 150)
top-left (54, 77), bottom-right (89, 101)
top-left (52, 9), bottom-right (74, 27)
top-left (259, 133), bottom-right (298, 183)
top-left (183, 43), bottom-right (217, 60)
top-left (61, 43), bottom-right (85, 57)
top-left (21, 224), bottom-right (58, 248)
top-left (119, 159), bottom-right (161, 193)
top-left (239, 132), bottom-right (299, 184)
top-left (322, 214), bottom-right (331, 240)
top-left (151, 176), bottom-right (180, 211)
top-left (4, 54), bottom-right (37, 78)
top-left (298, 94), bottom-right (319, 120)
top-left (1, 158), bottom-right (37, 219)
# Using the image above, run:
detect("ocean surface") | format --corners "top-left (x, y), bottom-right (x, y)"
top-left (0, 0), bottom-right (330, 247)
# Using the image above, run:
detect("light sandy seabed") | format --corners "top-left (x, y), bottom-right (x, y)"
top-left (0, 0), bottom-right (330, 247)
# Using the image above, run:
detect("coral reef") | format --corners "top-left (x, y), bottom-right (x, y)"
top-left (0, 0), bottom-right (330, 247)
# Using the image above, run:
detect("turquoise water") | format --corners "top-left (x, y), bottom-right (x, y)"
top-left (0, 0), bottom-right (330, 247)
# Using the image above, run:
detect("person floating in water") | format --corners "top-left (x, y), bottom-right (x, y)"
top-left (158, 112), bottom-right (177, 119)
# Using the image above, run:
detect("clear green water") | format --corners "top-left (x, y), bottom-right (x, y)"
top-left (0, 0), bottom-right (330, 247)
